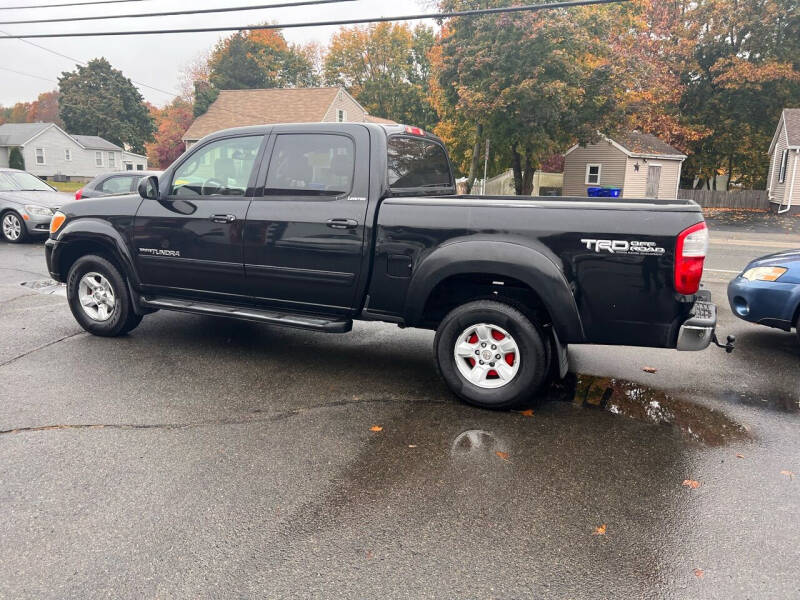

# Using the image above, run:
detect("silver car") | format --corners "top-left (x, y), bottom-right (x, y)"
top-left (0, 169), bottom-right (73, 243)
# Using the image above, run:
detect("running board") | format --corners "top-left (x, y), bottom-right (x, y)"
top-left (140, 297), bottom-right (352, 333)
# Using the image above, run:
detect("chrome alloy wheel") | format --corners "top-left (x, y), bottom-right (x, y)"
top-left (453, 323), bottom-right (521, 389)
top-left (2, 213), bottom-right (22, 241)
top-left (78, 272), bottom-right (116, 322)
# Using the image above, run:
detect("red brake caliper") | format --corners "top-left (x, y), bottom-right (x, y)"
top-left (488, 329), bottom-right (506, 377)
top-left (467, 333), bottom-right (478, 367)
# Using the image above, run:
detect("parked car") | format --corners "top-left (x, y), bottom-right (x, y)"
top-left (75, 170), bottom-right (163, 200)
top-left (0, 168), bottom-right (73, 243)
top-left (45, 123), bottom-right (720, 409)
top-left (728, 250), bottom-right (800, 341)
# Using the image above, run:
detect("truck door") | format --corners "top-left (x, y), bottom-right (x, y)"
top-left (133, 134), bottom-right (264, 296)
top-left (243, 126), bottom-right (370, 314)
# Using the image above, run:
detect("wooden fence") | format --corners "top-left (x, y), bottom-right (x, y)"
top-left (678, 189), bottom-right (770, 210)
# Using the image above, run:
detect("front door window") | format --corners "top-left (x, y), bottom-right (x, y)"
top-left (170, 136), bottom-right (262, 197)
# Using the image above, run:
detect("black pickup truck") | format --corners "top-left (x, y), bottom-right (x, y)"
top-left (45, 123), bottom-right (718, 409)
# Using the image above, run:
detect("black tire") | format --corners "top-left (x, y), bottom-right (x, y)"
top-left (434, 300), bottom-right (548, 410)
top-left (1, 211), bottom-right (29, 244)
top-left (66, 254), bottom-right (143, 337)
top-left (795, 314), bottom-right (800, 344)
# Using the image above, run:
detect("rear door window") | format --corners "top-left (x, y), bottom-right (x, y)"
top-left (265, 134), bottom-right (354, 197)
top-left (99, 176), bottom-right (134, 194)
top-left (388, 137), bottom-right (452, 190)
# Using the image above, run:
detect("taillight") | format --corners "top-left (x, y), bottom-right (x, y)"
top-left (404, 126), bottom-right (425, 136)
top-left (75, 188), bottom-right (83, 200)
top-left (674, 221), bottom-right (708, 295)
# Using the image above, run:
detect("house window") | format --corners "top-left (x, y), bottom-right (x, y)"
top-left (779, 148), bottom-right (789, 183)
top-left (585, 163), bottom-right (601, 185)
top-left (136, 164), bottom-right (144, 171)
top-left (337, 109), bottom-right (346, 123)
top-left (108, 152), bottom-right (115, 168)
top-left (35, 148), bottom-right (45, 165)
top-left (95, 151), bottom-right (103, 167)
top-left (64, 149), bottom-right (72, 161)
top-left (125, 163), bottom-right (133, 171)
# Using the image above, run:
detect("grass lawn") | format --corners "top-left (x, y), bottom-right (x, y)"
top-left (48, 181), bottom-right (84, 193)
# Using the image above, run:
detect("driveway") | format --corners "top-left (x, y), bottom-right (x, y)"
top-left (1, 229), bottom-right (799, 599)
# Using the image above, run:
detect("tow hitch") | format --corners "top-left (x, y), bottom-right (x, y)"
top-left (711, 333), bottom-right (736, 353)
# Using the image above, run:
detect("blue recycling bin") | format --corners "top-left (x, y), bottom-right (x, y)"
top-left (587, 187), bottom-right (603, 197)
top-left (587, 187), bottom-right (622, 198)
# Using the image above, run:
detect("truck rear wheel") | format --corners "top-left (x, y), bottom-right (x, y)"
top-left (434, 300), bottom-right (547, 409)
top-left (66, 254), bottom-right (142, 337)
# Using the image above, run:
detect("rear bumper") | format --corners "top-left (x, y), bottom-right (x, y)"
top-left (676, 291), bottom-right (717, 351)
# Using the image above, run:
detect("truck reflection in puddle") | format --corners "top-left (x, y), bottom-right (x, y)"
top-left (545, 374), bottom-right (752, 447)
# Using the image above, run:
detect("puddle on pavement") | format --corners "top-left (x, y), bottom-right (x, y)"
top-left (545, 374), bottom-right (752, 447)
top-left (720, 389), bottom-right (800, 414)
top-left (20, 279), bottom-right (66, 296)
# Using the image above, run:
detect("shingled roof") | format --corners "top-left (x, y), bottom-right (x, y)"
top-left (614, 131), bottom-right (685, 158)
top-left (781, 109), bottom-right (800, 148)
top-left (183, 87), bottom-right (365, 142)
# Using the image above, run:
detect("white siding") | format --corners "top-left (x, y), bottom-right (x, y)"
top-left (623, 157), bottom-right (683, 199)
top-left (322, 89), bottom-right (368, 123)
top-left (121, 150), bottom-right (148, 171)
top-left (0, 147), bottom-right (7, 168)
top-left (20, 126), bottom-right (87, 178)
top-left (562, 141), bottom-right (627, 196)
top-left (783, 149), bottom-right (800, 210)
top-left (769, 120), bottom-right (789, 206)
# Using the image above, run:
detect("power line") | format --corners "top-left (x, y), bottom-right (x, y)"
top-left (0, 28), bottom-right (178, 97)
top-left (1, 0), bottom-right (148, 10)
top-left (0, 65), bottom-right (56, 82)
top-left (0, 0), bottom-right (356, 25)
top-left (0, 0), bottom-right (630, 38)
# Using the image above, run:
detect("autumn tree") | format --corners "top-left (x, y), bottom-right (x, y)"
top-left (678, 0), bottom-right (800, 189)
top-left (59, 58), bottom-right (154, 153)
top-left (146, 97), bottom-right (194, 168)
top-left (324, 23), bottom-right (438, 129)
top-left (435, 0), bottom-right (624, 195)
top-left (29, 91), bottom-right (62, 126)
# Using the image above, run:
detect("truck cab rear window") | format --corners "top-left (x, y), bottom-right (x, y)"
top-left (388, 137), bottom-right (452, 190)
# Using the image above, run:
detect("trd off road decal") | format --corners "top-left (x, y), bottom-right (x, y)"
top-left (581, 239), bottom-right (665, 256)
top-left (138, 248), bottom-right (181, 258)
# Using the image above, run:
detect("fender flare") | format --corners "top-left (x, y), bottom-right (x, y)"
top-left (52, 218), bottom-right (141, 288)
top-left (404, 240), bottom-right (585, 343)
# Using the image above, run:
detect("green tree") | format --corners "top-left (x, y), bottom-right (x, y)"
top-left (9, 147), bottom-right (24, 170)
top-left (207, 29), bottom-right (318, 91)
top-left (324, 23), bottom-right (438, 129)
top-left (435, 0), bottom-right (624, 195)
top-left (58, 58), bottom-right (154, 154)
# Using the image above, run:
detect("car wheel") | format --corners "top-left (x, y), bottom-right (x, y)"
top-left (66, 254), bottom-right (143, 337)
top-left (1, 211), bottom-right (28, 243)
top-left (434, 300), bottom-right (548, 410)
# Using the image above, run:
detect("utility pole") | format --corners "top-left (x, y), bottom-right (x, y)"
top-left (482, 138), bottom-right (490, 195)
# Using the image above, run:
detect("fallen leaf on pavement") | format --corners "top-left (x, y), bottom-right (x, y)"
top-left (369, 426), bottom-right (383, 432)
top-left (682, 479), bottom-right (701, 489)
top-left (780, 470), bottom-right (795, 480)
top-left (693, 568), bottom-right (704, 578)
top-left (495, 451), bottom-right (509, 461)
top-left (519, 409), bottom-right (534, 417)
top-left (408, 444), bottom-right (417, 448)
top-left (593, 524), bottom-right (607, 535)
top-left (642, 367), bottom-right (658, 374)
top-left (736, 454), bottom-right (744, 459)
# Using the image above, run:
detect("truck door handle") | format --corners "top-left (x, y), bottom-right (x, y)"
top-left (210, 214), bottom-right (236, 224)
top-left (327, 218), bottom-right (359, 230)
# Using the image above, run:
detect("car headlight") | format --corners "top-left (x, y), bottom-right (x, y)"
top-left (24, 204), bottom-right (54, 217)
top-left (742, 266), bottom-right (787, 281)
top-left (50, 211), bottom-right (66, 234)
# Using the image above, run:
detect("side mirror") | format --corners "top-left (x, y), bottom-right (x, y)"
top-left (138, 175), bottom-right (159, 199)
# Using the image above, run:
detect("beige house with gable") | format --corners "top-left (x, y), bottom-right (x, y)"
top-left (563, 132), bottom-right (686, 200)
top-left (767, 109), bottom-right (800, 214)
top-left (183, 87), bottom-right (395, 150)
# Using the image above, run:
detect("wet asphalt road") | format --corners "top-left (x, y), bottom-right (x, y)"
top-left (1, 229), bottom-right (799, 599)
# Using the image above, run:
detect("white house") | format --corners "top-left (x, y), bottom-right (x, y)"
top-left (0, 122), bottom-right (148, 181)
top-left (767, 109), bottom-right (800, 214)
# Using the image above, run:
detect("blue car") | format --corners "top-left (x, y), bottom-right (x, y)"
top-left (728, 249), bottom-right (800, 341)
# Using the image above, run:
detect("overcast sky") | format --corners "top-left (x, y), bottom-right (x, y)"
top-left (0, 0), bottom-right (428, 107)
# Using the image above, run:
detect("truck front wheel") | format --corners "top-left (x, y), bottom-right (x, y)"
top-left (66, 254), bottom-right (142, 337)
top-left (434, 300), bottom-right (548, 409)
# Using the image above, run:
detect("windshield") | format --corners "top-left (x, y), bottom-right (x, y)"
top-left (0, 171), bottom-right (54, 192)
